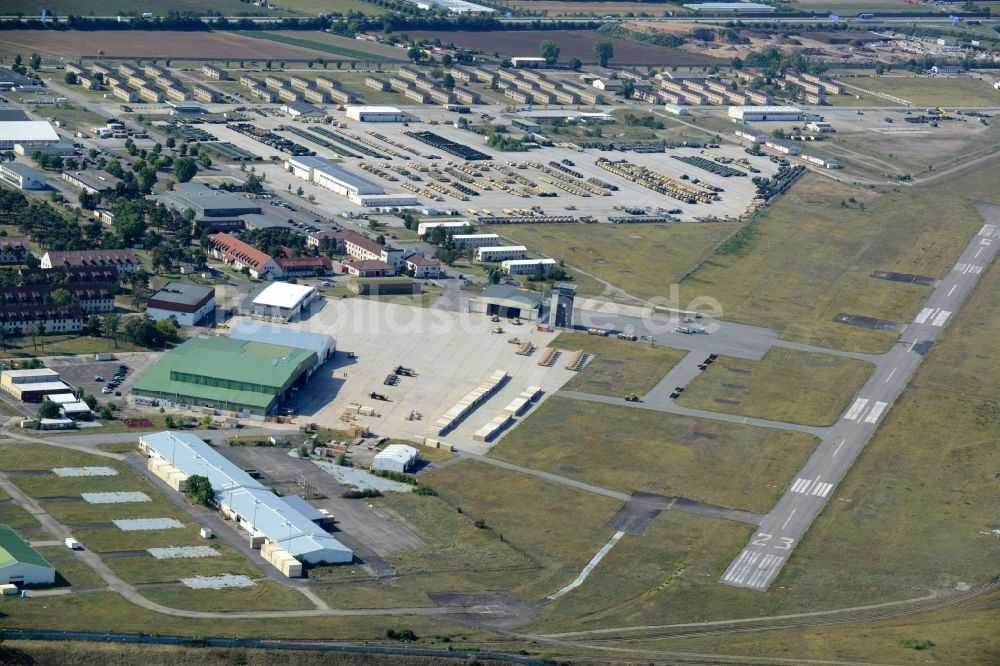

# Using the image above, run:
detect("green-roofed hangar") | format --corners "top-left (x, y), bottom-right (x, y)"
top-left (0, 525), bottom-right (56, 586)
top-left (131, 335), bottom-right (320, 417)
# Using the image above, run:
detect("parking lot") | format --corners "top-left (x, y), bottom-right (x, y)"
top-left (47, 351), bottom-right (162, 404)
top-left (237, 297), bottom-right (579, 455)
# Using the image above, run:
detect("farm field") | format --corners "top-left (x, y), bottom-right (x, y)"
top-left (510, 1), bottom-right (690, 15)
top-left (490, 396), bottom-right (818, 513)
top-left (500, 222), bottom-right (738, 302)
top-left (678, 167), bottom-right (999, 353)
top-left (11, 0), bottom-right (284, 16)
top-left (677, 347), bottom-right (874, 426)
top-left (239, 31), bottom-right (404, 63)
top-left (551, 332), bottom-right (687, 397)
top-left (0, 30), bottom-right (338, 59)
top-left (407, 29), bottom-right (718, 66)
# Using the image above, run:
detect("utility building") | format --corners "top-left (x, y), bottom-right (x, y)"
top-left (0, 526), bottom-right (56, 586)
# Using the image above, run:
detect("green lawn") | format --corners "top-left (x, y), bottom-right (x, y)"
top-left (850, 75), bottom-right (1000, 107)
top-left (679, 167), bottom-right (998, 352)
top-left (0, 502), bottom-right (42, 529)
top-left (490, 396), bottom-right (818, 513)
top-left (0, 335), bottom-right (146, 358)
top-left (105, 548), bottom-right (260, 585)
top-left (36, 102), bottom-right (108, 132)
top-left (0, 443), bottom-right (121, 472)
top-left (501, 222), bottom-right (738, 302)
top-left (551, 332), bottom-right (687, 397)
top-left (677, 347), bottom-right (874, 426)
top-left (140, 580), bottom-right (315, 612)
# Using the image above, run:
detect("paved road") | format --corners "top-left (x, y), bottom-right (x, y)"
top-left (557, 390), bottom-right (829, 437)
top-left (721, 206), bottom-right (1000, 590)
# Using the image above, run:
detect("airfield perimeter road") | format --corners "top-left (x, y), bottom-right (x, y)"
top-left (721, 204), bottom-right (1000, 590)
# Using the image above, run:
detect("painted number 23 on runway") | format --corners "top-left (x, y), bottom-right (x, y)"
top-left (751, 533), bottom-right (794, 550)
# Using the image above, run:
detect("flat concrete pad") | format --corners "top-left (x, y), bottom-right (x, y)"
top-left (113, 518), bottom-right (185, 531)
top-left (428, 591), bottom-right (535, 629)
top-left (181, 574), bottom-right (254, 589)
top-left (871, 270), bottom-right (937, 286)
top-left (605, 498), bottom-right (663, 535)
top-left (149, 546), bottom-right (219, 559)
top-left (53, 466), bottom-right (118, 477)
top-left (82, 491), bottom-right (151, 504)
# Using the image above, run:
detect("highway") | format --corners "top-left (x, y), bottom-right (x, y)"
top-left (720, 204), bottom-right (1000, 590)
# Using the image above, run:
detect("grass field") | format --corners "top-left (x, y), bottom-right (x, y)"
top-left (849, 75), bottom-right (1000, 107)
top-left (35, 102), bottom-right (108, 132)
top-left (679, 167), bottom-right (999, 353)
top-left (421, 460), bottom-right (623, 599)
top-left (0, 502), bottom-right (42, 529)
top-left (551, 332), bottom-right (687, 396)
top-left (106, 550), bottom-right (260, 585)
top-left (500, 222), bottom-right (738, 302)
top-left (677, 347), bottom-right (874, 426)
top-left (12, 1), bottom-right (283, 16)
top-left (140, 580), bottom-right (314, 612)
top-left (490, 396), bottom-right (818, 513)
top-left (0, 334), bottom-right (145, 358)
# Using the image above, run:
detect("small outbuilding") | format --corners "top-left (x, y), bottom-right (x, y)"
top-left (372, 444), bottom-right (419, 473)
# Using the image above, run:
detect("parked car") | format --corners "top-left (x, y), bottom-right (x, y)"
top-left (94, 375), bottom-right (104, 382)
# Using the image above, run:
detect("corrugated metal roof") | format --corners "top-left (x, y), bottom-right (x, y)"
top-left (141, 432), bottom-right (352, 562)
top-left (0, 121), bottom-right (59, 143)
top-left (228, 321), bottom-right (334, 360)
top-left (0, 525), bottom-right (52, 570)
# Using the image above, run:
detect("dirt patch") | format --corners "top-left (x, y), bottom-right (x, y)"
top-left (0, 30), bottom-right (336, 59)
top-left (407, 29), bottom-right (716, 66)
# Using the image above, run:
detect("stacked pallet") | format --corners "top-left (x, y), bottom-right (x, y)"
top-left (428, 369), bottom-right (508, 437)
top-left (473, 385), bottom-right (542, 441)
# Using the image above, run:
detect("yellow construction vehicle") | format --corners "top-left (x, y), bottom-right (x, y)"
top-left (625, 392), bottom-right (640, 402)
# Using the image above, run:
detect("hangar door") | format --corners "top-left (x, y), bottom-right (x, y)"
top-left (487, 303), bottom-right (521, 319)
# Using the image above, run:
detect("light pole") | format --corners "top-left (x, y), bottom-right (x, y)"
top-left (251, 498), bottom-right (261, 536)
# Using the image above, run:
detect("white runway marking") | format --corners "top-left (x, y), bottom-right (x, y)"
top-left (844, 398), bottom-right (869, 421)
top-left (908, 339), bottom-right (918, 352)
top-left (954, 263), bottom-right (968, 273)
top-left (864, 401), bottom-right (888, 424)
top-left (885, 367), bottom-right (896, 382)
top-left (782, 509), bottom-right (797, 530)
top-left (947, 285), bottom-right (957, 297)
top-left (980, 223), bottom-right (1000, 238)
top-left (722, 550), bottom-right (786, 589)
top-left (932, 310), bottom-right (951, 327)
top-left (832, 439), bottom-right (845, 457)
top-left (975, 246), bottom-right (984, 258)
top-left (811, 482), bottom-right (833, 497)
top-left (914, 307), bottom-right (934, 324)
top-left (965, 265), bottom-right (983, 275)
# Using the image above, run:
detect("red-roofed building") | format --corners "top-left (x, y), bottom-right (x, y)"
top-left (343, 231), bottom-right (404, 270)
top-left (275, 256), bottom-right (333, 278)
top-left (405, 254), bottom-right (442, 278)
top-left (343, 259), bottom-right (394, 278)
top-left (210, 233), bottom-right (280, 279)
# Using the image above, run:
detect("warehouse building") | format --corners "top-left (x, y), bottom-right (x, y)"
top-left (476, 245), bottom-right (528, 262)
top-left (286, 156), bottom-right (387, 205)
top-left (140, 431), bottom-right (352, 576)
top-left (61, 170), bottom-right (122, 194)
top-left (0, 368), bottom-right (71, 402)
top-left (0, 121), bottom-right (60, 151)
top-left (228, 320), bottom-right (335, 371)
top-left (153, 182), bottom-right (261, 225)
top-left (469, 284), bottom-right (543, 321)
top-left (248, 281), bottom-right (317, 323)
top-left (146, 282), bottom-right (216, 326)
top-left (344, 105), bottom-right (407, 122)
top-left (132, 336), bottom-right (316, 417)
top-left (0, 526), bottom-right (56, 586)
top-left (801, 152), bottom-right (839, 169)
top-left (0, 162), bottom-right (46, 190)
top-left (728, 105), bottom-right (804, 122)
top-left (511, 57), bottom-right (547, 68)
top-left (502, 258), bottom-right (557, 275)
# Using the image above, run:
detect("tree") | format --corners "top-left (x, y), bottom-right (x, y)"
top-left (29, 53), bottom-right (41, 71)
top-left (182, 475), bottom-right (214, 506)
top-left (46, 288), bottom-right (75, 306)
top-left (38, 400), bottom-right (61, 419)
top-left (540, 40), bottom-right (560, 65)
top-left (569, 57), bottom-right (582, 71)
top-left (99, 403), bottom-right (114, 420)
top-left (594, 40), bottom-right (614, 67)
top-left (101, 313), bottom-right (121, 348)
top-left (619, 79), bottom-right (635, 99)
top-left (64, 72), bottom-right (78, 85)
top-left (442, 73), bottom-right (455, 90)
top-left (440, 53), bottom-right (453, 67)
top-left (174, 157), bottom-right (197, 183)
top-left (407, 47), bottom-right (422, 63)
